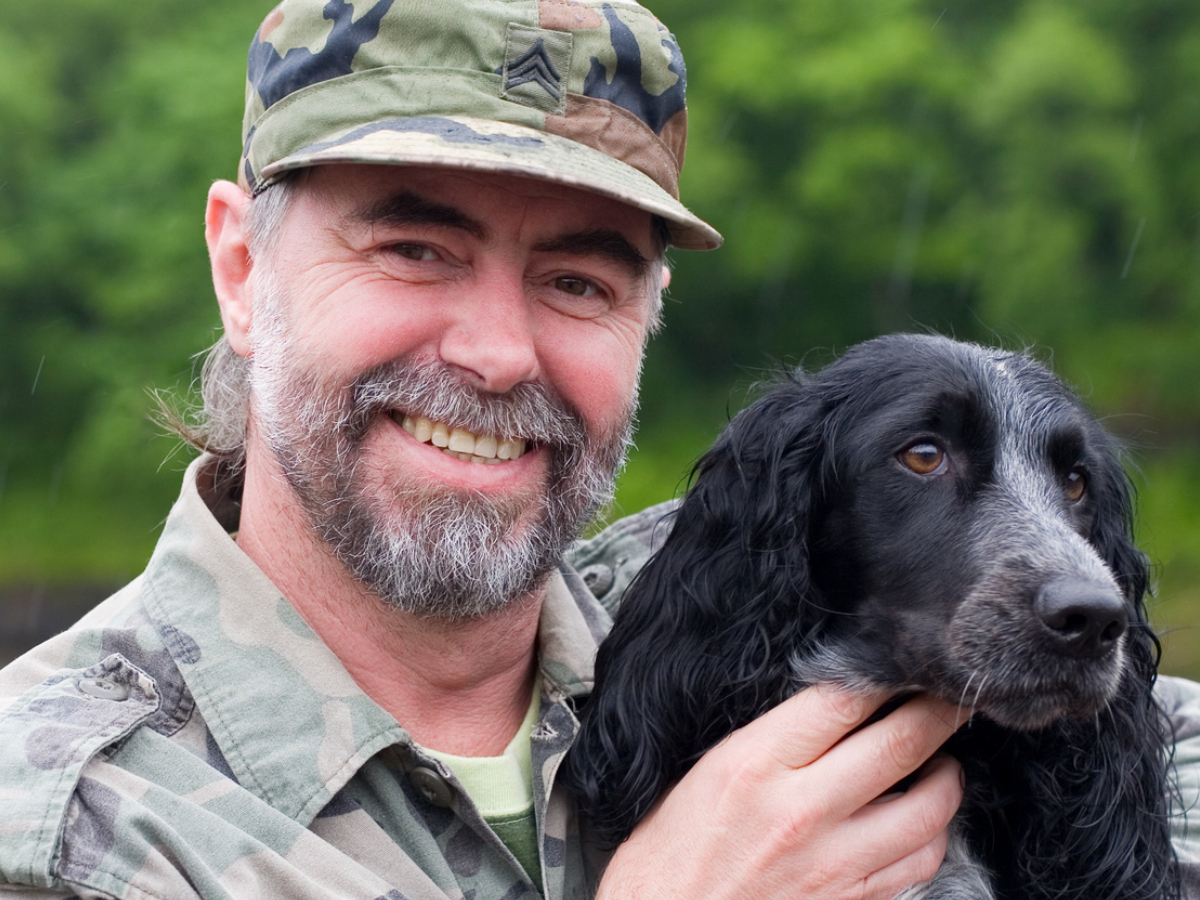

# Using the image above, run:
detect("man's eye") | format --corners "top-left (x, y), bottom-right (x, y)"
top-left (554, 276), bottom-right (598, 297)
top-left (388, 243), bottom-right (436, 261)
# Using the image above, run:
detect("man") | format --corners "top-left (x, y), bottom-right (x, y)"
top-left (0, 0), bottom-right (1196, 898)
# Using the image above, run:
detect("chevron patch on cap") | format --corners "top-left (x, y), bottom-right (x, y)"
top-left (502, 24), bottom-right (573, 115)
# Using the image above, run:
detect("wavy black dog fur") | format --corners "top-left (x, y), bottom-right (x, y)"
top-left (564, 334), bottom-right (1179, 900)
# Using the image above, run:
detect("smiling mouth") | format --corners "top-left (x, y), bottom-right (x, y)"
top-left (391, 412), bottom-right (529, 464)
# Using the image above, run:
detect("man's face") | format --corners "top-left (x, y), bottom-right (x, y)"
top-left (244, 165), bottom-right (661, 618)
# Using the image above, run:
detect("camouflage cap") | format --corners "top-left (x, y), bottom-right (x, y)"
top-left (239, 0), bottom-right (722, 251)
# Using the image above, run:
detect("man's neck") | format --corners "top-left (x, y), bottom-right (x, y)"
top-left (234, 463), bottom-right (544, 758)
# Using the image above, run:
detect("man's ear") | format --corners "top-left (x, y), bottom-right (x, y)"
top-left (206, 180), bottom-right (256, 358)
top-left (660, 265), bottom-right (671, 291)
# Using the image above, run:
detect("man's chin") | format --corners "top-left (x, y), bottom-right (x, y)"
top-left (321, 489), bottom-right (567, 620)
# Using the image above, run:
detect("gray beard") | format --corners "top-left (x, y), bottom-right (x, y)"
top-left (251, 345), bottom-right (634, 620)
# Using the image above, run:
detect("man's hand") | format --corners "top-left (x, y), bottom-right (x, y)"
top-left (595, 686), bottom-right (968, 900)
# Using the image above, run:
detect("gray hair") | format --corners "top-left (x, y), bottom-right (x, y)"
top-left (155, 177), bottom-right (299, 473)
top-left (158, 173), bottom-right (667, 472)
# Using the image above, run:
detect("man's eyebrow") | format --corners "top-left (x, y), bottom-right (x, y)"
top-left (534, 229), bottom-right (649, 279)
top-left (347, 190), bottom-right (487, 239)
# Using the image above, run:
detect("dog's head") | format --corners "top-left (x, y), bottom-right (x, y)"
top-left (792, 334), bottom-right (1147, 729)
top-left (566, 333), bottom-right (1155, 845)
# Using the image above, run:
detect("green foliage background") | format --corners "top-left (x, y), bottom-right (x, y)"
top-left (3, 0), bottom-right (1200, 673)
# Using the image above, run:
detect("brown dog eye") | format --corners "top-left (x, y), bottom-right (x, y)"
top-left (901, 443), bottom-right (946, 475)
top-left (1065, 467), bottom-right (1087, 502)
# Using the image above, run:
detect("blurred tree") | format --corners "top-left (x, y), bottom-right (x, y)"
top-left (1, 0), bottom-right (263, 582)
top-left (644, 0), bottom-right (1200, 390)
top-left (627, 0), bottom-right (1200, 470)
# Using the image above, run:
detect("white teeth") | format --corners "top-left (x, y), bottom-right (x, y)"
top-left (396, 414), bottom-right (525, 463)
top-left (497, 438), bottom-right (526, 460)
top-left (413, 417), bottom-right (433, 443)
top-left (474, 434), bottom-right (498, 460)
top-left (448, 428), bottom-right (475, 454)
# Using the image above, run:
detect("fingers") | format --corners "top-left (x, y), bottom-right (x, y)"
top-left (850, 754), bottom-right (965, 881)
top-left (771, 753), bottom-right (963, 900)
top-left (730, 685), bottom-right (969, 817)
top-left (820, 693), bottom-right (967, 814)
top-left (860, 822), bottom-right (951, 900)
top-left (732, 683), bottom-right (896, 769)
top-left (596, 690), bottom-right (968, 900)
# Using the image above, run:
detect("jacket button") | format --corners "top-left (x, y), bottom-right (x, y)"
top-left (409, 766), bottom-right (454, 807)
top-left (579, 563), bottom-right (614, 598)
top-left (78, 677), bottom-right (131, 701)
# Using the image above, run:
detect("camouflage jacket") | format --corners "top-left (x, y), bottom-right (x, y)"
top-left (0, 455), bottom-right (671, 900)
top-left (3, 454), bottom-right (1200, 899)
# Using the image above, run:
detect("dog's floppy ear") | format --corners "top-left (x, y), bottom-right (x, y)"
top-left (564, 376), bottom-right (830, 845)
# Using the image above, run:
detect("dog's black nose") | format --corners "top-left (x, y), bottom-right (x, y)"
top-left (1034, 578), bottom-right (1128, 658)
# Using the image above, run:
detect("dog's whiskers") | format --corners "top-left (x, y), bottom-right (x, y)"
top-left (952, 671), bottom-right (980, 728)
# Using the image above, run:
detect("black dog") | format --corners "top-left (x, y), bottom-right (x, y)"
top-left (564, 334), bottom-right (1178, 899)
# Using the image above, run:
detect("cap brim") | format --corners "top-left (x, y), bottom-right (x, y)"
top-left (255, 115), bottom-right (722, 251)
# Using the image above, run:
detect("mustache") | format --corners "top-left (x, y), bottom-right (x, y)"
top-left (345, 358), bottom-right (589, 449)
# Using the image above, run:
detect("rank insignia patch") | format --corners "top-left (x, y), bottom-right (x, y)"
top-left (503, 24), bottom-right (573, 114)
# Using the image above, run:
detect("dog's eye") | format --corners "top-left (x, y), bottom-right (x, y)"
top-left (1065, 467), bottom-right (1087, 502)
top-left (900, 443), bottom-right (947, 476)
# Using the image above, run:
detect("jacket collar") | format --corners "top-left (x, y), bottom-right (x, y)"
top-left (142, 454), bottom-right (607, 824)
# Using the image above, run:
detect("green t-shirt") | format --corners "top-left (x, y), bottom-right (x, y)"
top-left (424, 683), bottom-right (541, 888)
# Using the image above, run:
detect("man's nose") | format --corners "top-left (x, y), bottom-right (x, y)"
top-left (438, 276), bottom-right (540, 393)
